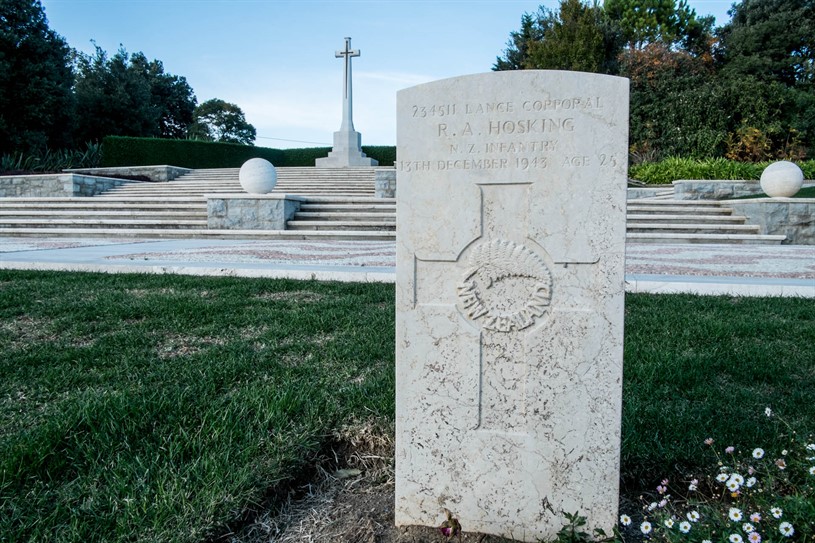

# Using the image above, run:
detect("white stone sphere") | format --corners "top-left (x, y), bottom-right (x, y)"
top-left (760, 161), bottom-right (803, 198)
top-left (239, 158), bottom-right (277, 194)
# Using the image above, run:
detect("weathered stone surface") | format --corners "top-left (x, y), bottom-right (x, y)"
top-left (65, 166), bottom-right (191, 182)
top-left (761, 161), bottom-right (804, 198)
top-left (0, 174), bottom-right (133, 197)
top-left (374, 169), bottom-right (397, 198)
top-left (726, 199), bottom-right (815, 244)
top-left (395, 71), bottom-right (629, 541)
top-left (206, 194), bottom-right (305, 230)
top-left (673, 180), bottom-right (763, 200)
top-left (239, 158), bottom-right (278, 194)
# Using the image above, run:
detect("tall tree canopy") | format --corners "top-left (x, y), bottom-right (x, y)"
top-left (0, 0), bottom-right (74, 154)
top-left (73, 46), bottom-right (198, 143)
top-left (188, 99), bottom-right (256, 145)
top-left (495, 0), bottom-right (814, 160)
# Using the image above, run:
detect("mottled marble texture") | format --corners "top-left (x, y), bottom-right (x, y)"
top-left (395, 71), bottom-right (629, 541)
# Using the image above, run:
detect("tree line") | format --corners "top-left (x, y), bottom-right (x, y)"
top-left (0, 0), bottom-right (256, 156)
top-left (494, 0), bottom-right (815, 162)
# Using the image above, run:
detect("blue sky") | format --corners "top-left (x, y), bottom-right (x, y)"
top-left (40, 0), bottom-right (734, 148)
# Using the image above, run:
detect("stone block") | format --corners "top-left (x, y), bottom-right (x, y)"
top-left (395, 71), bottom-right (628, 541)
top-left (206, 194), bottom-right (305, 230)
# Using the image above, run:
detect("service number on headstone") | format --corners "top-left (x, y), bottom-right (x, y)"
top-left (395, 71), bottom-right (629, 541)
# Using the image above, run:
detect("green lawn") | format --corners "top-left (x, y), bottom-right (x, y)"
top-left (1, 271), bottom-right (813, 542)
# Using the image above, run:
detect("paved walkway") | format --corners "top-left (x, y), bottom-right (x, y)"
top-left (0, 237), bottom-right (812, 297)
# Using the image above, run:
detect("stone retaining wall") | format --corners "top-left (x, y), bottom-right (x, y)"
top-left (0, 173), bottom-right (135, 197)
top-left (65, 165), bottom-right (191, 182)
top-left (725, 199), bottom-right (815, 245)
top-left (207, 194), bottom-right (306, 230)
top-left (673, 179), bottom-right (814, 200)
top-left (374, 169), bottom-right (396, 198)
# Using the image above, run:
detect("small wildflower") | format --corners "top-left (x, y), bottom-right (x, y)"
top-left (620, 514), bottom-right (632, 526)
top-left (781, 449), bottom-right (788, 456)
top-left (658, 499), bottom-right (667, 508)
top-left (657, 484), bottom-right (668, 494)
top-left (717, 473), bottom-right (730, 482)
top-left (703, 540), bottom-right (712, 543)
top-left (745, 477), bottom-right (757, 488)
top-left (727, 479), bottom-right (741, 492)
top-left (748, 532), bottom-right (762, 543)
top-left (779, 522), bottom-right (794, 537)
top-left (730, 534), bottom-right (744, 543)
top-left (641, 521), bottom-right (653, 535)
top-left (750, 512), bottom-right (761, 522)
top-left (809, 466), bottom-right (815, 476)
top-left (729, 508), bottom-right (744, 521)
top-left (705, 437), bottom-right (714, 445)
top-left (687, 511), bottom-right (701, 522)
top-left (771, 507), bottom-right (783, 519)
top-left (730, 473), bottom-right (745, 485)
top-left (648, 502), bottom-right (658, 511)
top-left (752, 448), bottom-right (764, 459)
top-left (743, 523), bottom-right (756, 533)
top-left (726, 446), bottom-right (735, 454)
top-left (806, 443), bottom-right (815, 451)
top-left (776, 458), bottom-right (787, 470)
top-left (765, 407), bottom-right (772, 417)
top-left (748, 466), bottom-right (755, 475)
top-left (680, 521), bottom-right (691, 534)
top-left (665, 518), bottom-right (675, 529)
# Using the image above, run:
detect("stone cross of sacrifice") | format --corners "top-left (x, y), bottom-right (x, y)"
top-left (336, 37), bottom-right (359, 133)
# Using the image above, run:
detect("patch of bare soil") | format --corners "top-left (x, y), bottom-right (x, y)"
top-left (223, 421), bottom-right (523, 543)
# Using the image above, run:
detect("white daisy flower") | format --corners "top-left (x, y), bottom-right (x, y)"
top-left (703, 540), bottom-right (713, 543)
top-left (679, 521), bottom-right (691, 534)
top-left (687, 510), bottom-right (701, 522)
top-left (809, 466), bottom-right (815, 475)
top-left (730, 473), bottom-right (745, 485)
top-left (752, 448), bottom-right (764, 459)
top-left (743, 523), bottom-right (756, 533)
top-left (748, 532), bottom-right (761, 543)
top-left (779, 522), bottom-right (794, 537)
top-left (620, 514), bottom-right (632, 526)
top-left (806, 443), bottom-right (815, 451)
top-left (641, 521), bottom-right (652, 535)
top-left (648, 502), bottom-right (658, 511)
top-left (750, 512), bottom-right (761, 522)
top-left (717, 473), bottom-right (730, 482)
top-left (729, 508), bottom-right (744, 521)
top-left (727, 479), bottom-right (741, 492)
top-left (771, 507), bottom-right (783, 518)
top-left (665, 518), bottom-right (675, 529)
top-left (765, 407), bottom-right (772, 417)
top-left (730, 534), bottom-right (744, 543)
top-left (745, 477), bottom-right (757, 488)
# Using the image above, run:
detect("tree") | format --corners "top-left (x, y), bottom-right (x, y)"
top-left (188, 99), bottom-right (256, 145)
top-left (0, 0), bottom-right (75, 154)
top-left (604, 0), bottom-right (714, 55)
top-left (73, 45), bottom-right (198, 143)
top-left (524, 0), bottom-right (620, 73)
top-left (718, 0), bottom-right (815, 86)
top-left (128, 53), bottom-right (197, 139)
top-left (494, 9), bottom-right (549, 70)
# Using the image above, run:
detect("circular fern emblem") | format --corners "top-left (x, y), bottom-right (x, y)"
top-left (456, 239), bottom-right (552, 332)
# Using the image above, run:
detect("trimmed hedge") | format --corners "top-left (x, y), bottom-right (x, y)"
top-left (629, 157), bottom-right (815, 185)
top-left (101, 137), bottom-right (397, 169)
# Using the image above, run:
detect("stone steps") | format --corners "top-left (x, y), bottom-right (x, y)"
top-left (626, 233), bottom-right (786, 244)
top-left (0, 227), bottom-right (395, 241)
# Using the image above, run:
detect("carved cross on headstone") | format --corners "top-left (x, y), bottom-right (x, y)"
top-left (335, 37), bottom-right (360, 132)
top-left (414, 183), bottom-right (553, 434)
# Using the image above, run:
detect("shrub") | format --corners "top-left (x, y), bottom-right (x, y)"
top-left (100, 137), bottom-right (397, 168)
top-left (0, 142), bottom-right (102, 174)
top-left (629, 157), bottom-right (815, 185)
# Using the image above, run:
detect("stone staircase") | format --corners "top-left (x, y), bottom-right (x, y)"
top-left (0, 168), bottom-right (785, 244)
top-left (626, 199), bottom-right (785, 244)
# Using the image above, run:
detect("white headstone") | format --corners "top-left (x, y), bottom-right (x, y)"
top-left (395, 71), bottom-right (629, 541)
top-left (760, 160), bottom-right (803, 198)
top-left (239, 158), bottom-right (277, 194)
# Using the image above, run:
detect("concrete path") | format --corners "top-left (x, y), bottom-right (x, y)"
top-left (0, 237), bottom-right (812, 297)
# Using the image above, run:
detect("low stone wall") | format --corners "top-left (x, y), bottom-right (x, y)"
top-left (673, 180), bottom-right (763, 200)
top-left (375, 169), bottom-right (396, 198)
top-left (65, 165), bottom-right (191, 182)
top-left (207, 194), bottom-right (306, 230)
top-left (628, 187), bottom-right (671, 199)
top-left (0, 173), bottom-right (136, 197)
top-left (724, 198), bottom-right (815, 245)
